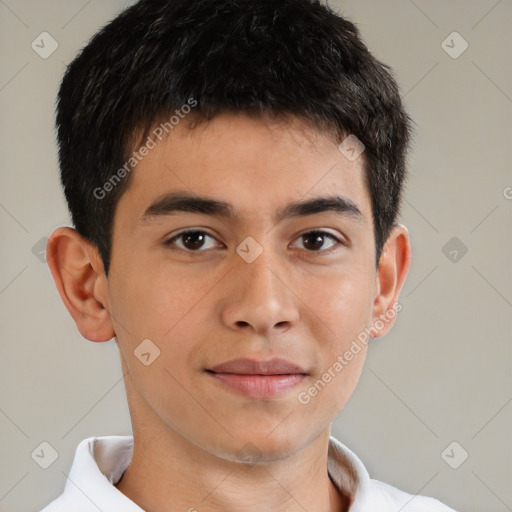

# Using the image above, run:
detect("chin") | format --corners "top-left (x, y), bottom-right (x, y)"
top-left (216, 427), bottom-right (307, 464)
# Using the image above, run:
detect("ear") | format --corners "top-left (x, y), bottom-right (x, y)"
top-left (369, 224), bottom-right (411, 338)
top-left (46, 227), bottom-right (115, 342)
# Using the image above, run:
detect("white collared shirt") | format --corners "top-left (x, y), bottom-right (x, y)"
top-left (40, 436), bottom-right (456, 511)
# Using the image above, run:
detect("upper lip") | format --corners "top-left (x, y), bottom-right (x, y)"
top-left (207, 358), bottom-right (308, 375)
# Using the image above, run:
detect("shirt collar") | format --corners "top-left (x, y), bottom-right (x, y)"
top-left (62, 435), bottom-right (376, 511)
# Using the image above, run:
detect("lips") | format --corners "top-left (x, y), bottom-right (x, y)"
top-left (206, 358), bottom-right (308, 398)
top-left (207, 358), bottom-right (308, 376)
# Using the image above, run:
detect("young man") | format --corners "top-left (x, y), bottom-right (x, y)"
top-left (42, 0), bottom-right (456, 510)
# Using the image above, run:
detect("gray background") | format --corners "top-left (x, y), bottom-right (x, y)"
top-left (0, 1), bottom-right (511, 511)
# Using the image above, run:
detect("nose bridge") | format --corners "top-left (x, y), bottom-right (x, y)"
top-left (221, 241), bottom-right (298, 334)
top-left (243, 246), bottom-right (279, 299)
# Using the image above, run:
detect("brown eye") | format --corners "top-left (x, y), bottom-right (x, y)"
top-left (164, 230), bottom-right (219, 252)
top-left (294, 231), bottom-right (343, 252)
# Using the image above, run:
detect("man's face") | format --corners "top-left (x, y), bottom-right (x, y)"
top-left (105, 113), bottom-right (378, 461)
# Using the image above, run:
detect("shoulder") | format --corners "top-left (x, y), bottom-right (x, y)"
top-left (368, 478), bottom-right (457, 511)
top-left (327, 436), bottom-right (457, 511)
top-left (39, 496), bottom-right (87, 512)
top-left (37, 436), bottom-right (138, 512)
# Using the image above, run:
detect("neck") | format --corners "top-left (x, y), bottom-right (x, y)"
top-left (115, 425), bottom-right (349, 512)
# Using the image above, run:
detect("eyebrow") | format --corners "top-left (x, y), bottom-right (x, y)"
top-left (138, 191), bottom-right (364, 225)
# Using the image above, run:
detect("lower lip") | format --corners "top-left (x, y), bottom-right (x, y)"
top-left (207, 372), bottom-right (306, 398)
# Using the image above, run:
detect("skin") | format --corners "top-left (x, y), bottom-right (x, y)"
top-left (47, 113), bottom-right (411, 512)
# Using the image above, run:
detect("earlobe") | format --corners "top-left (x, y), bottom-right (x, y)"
top-left (46, 227), bottom-right (115, 342)
top-left (370, 224), bottom-right (411, 339)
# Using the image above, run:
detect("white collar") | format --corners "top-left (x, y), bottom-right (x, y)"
top-left (43, 435), bottom-right (454, 511)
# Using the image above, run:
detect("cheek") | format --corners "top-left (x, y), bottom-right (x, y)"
top-left (291, 267), bottom-right (372, 410)
top-left (107, 264), bottom-right (216, 402)
top-left (296, 345), bottom-right (368, 430)
top-left (307, 266), bottom-right (374, 343)
top-left (108, 260), bottom-right (206, 344)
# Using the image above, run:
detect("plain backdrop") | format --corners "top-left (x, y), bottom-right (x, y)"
top-left (0, 1), bottom-right (511, 511)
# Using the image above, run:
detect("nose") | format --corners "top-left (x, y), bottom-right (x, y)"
top-left (219, 246), bottom-right (299, 336)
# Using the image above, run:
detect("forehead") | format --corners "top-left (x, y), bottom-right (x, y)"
top-left (116, 113), bottom-right (372, 228)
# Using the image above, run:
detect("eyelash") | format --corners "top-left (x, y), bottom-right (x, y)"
top-left (163, 229), bottom-right (346, 255)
